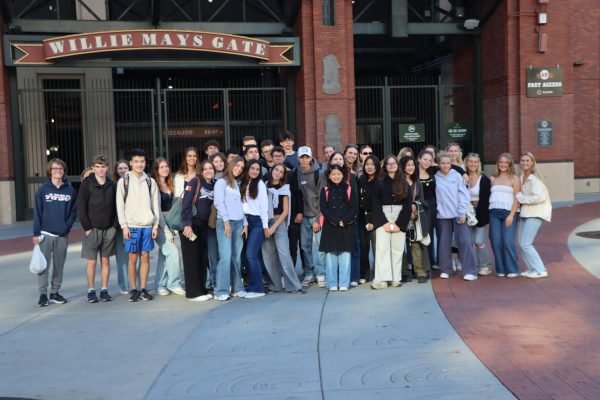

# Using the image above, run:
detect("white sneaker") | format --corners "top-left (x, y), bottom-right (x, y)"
top-left (317, 275), bottom-right (326, 288)
top-left (496, 273), bottom-right (506, 277)
top-left (120, 289), bottom-right (130, 295)
top-left (350, 281), bottom-right (358, 287)
top-left (232, 291), bottom-right (247, 298)
top-left (506, 273), bottom-right (519, 278)
top-left (157, 287), bottom-right (170, 296)
top-left (188, 295), bottom-right (210, 302)
top-left (478, 266), bottom-right (492, 276)
top-left (329, 287), bottom-right (338, 292)
top-left (339, 287), bottom-right (348, 291)
top-left (359, 278), bottom-right (367, 284)
top-left (244, 292), bottom-right (266, 299)
top-left (206, 293), bottom-right (214, 299)
top-left (463, 274), bottom-right (477, 281)
top-left (169, 287), bottom-right (186, 295)
top-left (526, 271), bottom-right (548, 279)
top-left (216, 294), bottom-right (229, 301)
top-left (301, 274), bottom-right (315, 286)
top-left (520, 271), bottom-right (532, 277)
top-left (440, 272), bottom-right (450, 279)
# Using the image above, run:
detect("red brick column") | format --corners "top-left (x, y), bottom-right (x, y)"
top-left (294, 0), bottom-right (356, 161)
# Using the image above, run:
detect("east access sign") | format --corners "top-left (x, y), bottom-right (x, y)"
top-left (12, 30), bottom-right (294, 66)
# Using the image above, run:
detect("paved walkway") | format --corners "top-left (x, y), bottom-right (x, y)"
top-left (433, 201), bottom-right (600, 400)
top-left (0, 198), bottom-right (598, 399)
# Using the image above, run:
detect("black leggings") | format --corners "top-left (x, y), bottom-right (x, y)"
top-left (180, 222), bottom-right (209, 298)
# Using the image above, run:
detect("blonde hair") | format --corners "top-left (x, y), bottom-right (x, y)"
top-left (520, 151), bottom-right (542, 182)
top-left (464, 153), bottom-right (482, 176)
top-left (80, 167), bottom-right (93, 181)
top-left (446, 142), bottom-right (463, 166)
top-left (493, 152), bottom-right (516, 177)
top-left (396, 147), bottom-right (414, 161)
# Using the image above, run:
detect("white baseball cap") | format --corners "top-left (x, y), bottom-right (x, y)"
top-left (297, 146), bottom-right (313, 158)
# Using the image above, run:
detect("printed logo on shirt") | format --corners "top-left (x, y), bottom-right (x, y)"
top-left (45, 193), bottom-right (72, 202)
top-left (185, 185), bottom-right (192, 191)
top-left (200, 187), bottom-right (213, 200)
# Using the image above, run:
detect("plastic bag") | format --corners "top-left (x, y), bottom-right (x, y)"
top-left (29, 240), bottom-right (47, 274)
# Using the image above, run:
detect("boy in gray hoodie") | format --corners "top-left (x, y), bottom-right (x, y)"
top-left (116, 148), bottom-right (160, 302)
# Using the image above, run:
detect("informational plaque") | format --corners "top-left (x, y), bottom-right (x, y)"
top-left (536, 120), bottom-right (553, 147)
top-left (399, 123), bottom-right (425, 142)
top-left (526, 67), bottom-right (563, 97)
top-left (445, 122), bottom-right (470, 141)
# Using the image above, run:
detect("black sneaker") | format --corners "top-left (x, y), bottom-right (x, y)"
top-left (49, 292), bottom-right (67, 304)
top-left (99, 289), bottom-right (112, 302)
top-left (129, 289), bottom-right (140, 302)
top-left (38, 293), bottom-right (49, 307)
top-left (87, 290), bottom-right (99, 303)
top-left (140, 288), bottom-right (153, 301)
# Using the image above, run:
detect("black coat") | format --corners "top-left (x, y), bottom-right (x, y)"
top-left (474, 174), bottom-right (491, 227)
top-left (76, 173), bottom-right (117, 230)
top-left (371, 175), bottom-right (413, 232)
top-left (358, 174), bottom-right (377, 224)
top-left (318, 181), bottom-right (358, 253)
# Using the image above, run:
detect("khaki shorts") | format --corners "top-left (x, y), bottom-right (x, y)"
top-left (81, 227), bottom-right (117, 260)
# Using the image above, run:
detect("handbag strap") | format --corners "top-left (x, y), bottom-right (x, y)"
top-left (192, 177), bottom-right (201, 205)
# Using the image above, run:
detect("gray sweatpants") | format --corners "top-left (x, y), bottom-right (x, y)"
top-left (38, 235), bottom-right (69, 295)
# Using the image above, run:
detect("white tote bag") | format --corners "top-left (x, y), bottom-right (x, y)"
top-left (29, 237), bottom-right (47, 274)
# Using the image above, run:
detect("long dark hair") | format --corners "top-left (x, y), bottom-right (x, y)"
top-left (177, 146), bottom-right (199, 175)
top-left (240, 159), bottom-right (262, 201)
top-left (112, 159), bottom-right (128, 182)
top-left (362, 155), bottom-right (380, 179)
top-left (268, 163), bottom-right (288, 187)
top-left (399, 156), bottom-right (417, 182)
top-left (379, 154), bottom-right (408, 200)
top-left (224, 156), bottom-right (245, 188)
top-left (326, 163), bottom-right (348, 186)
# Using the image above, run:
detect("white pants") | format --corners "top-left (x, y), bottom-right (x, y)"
top-left (374, 226), bottom-right (405, 283)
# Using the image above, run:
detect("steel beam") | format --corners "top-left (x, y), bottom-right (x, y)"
top-left (391, 0), bottom-right (408, 38)
top-left (353, 22), bottom-right (478, 35)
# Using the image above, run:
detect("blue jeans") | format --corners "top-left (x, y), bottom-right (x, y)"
top-left (245, 215), bottom-right (265, 293)
top-left (300, 216), bottom-right (325, 277)
top-left (154, 228), bottom-right (183, 290)
top-left (215, 218), bottom-right (245, 297)
top-left (206, 228), bottom-right (218, 289)
top-left (470, 226), bottom-right (492, 267)
top-left (114, 229), bottom-right (129, 291)
top-left (489, 209), bottom-right (520, 274)
top-left (326, 252), bottom-right (351, 289)
top-left (519, 217), bottom-right (545, 273)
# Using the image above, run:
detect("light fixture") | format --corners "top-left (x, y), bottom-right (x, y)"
top-left (168, 85), bottom-right (174, 89)
top-left (537, 12), bottom-right (547, 24)
top-left (455, 6), bottom-right (464, 18)
top-left (463, 19), bottom-right (479, 29)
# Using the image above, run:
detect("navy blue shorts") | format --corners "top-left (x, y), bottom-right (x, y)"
top-left (124, 227), bottom-right (154, 254)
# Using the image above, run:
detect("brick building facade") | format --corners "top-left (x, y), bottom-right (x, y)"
top-left (0, 0), bottom-right (598, 223)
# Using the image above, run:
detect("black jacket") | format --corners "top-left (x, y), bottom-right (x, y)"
top-left (76, 173), bottom-right (117, 230)
top-left (371, 175), bottom-right (413, 231)
top-left (358, 174), bottom-right (377, 224)
top-left (474, 174), bottom-right (491, 227)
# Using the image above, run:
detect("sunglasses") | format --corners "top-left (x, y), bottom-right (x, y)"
top-left (361, 151), bottom-right (372, 156)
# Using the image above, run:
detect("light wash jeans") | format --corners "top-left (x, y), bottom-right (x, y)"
top-left (114, 229), bottom-right (129, 292)
top-left (215, 218), bottom-right (245, 297)
top-left (470, 225), bottom-right (492, 267)
top-left (489, 209), bottom-right (520, 275)
top-left (154, 228), bottom-right (183, 290)
top-left (300, 216), bottom-right (326, 277)
top-left (205, 228), bottom-right (218, 289)
top-left (325, 252), bottom-right (351, 289)
top-left (519, 217), bottom-right (546, 273)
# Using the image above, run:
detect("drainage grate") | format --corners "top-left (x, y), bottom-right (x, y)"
top-left (576, 231), bottom-right (600, 239)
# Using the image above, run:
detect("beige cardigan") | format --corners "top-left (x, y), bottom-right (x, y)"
top-left (516, 174), bottom-right (552, 222)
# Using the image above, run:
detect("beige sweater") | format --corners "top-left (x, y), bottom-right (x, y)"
top-left (116, 172), bottom-right (160, 229)
top-left (516, 174), bottom-right (552, 222)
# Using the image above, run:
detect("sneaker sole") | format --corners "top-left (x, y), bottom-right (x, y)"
top-left (88, 299), bottom-right (99, 303)
top-left (49, 300), bottom-right (67, 304)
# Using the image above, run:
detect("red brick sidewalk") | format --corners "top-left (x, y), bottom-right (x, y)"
top-left (0, 229), bottom-right (84, 257)
top-left (433, 202), bottom-right (600, 399)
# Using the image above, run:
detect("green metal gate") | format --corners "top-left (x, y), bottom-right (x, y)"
top-left (356, 77), bottom-right (474, 157)
top-left (17, 84), bottom-right (287, 217)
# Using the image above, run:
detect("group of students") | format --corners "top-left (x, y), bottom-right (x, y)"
top-left (32, 132), bottom-right (553, 307)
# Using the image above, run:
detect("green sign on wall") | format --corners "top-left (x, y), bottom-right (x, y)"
top-left (399, 123), bottom-right (425, 142)
top-left (445, 122), bottom-right (470, 141)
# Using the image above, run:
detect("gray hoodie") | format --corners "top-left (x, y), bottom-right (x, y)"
top-left (297, 162), bottom-right (324, 218)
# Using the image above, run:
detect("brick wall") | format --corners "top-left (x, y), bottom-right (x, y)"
top-left (481, 0), bottom-right (598, 179)
top-left (294, 0), bottom-right (356, 161)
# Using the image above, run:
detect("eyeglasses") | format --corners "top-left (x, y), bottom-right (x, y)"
top-left (361, 151), bottom-right (372, 156)
top-left (345, 144), bottom-right (358, 150)
top-left (51, 167), bottom-right (64, 171)
top-left (467, 152), bottom-right (479, 157)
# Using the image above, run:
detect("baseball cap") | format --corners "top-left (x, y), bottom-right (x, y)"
top-left (297, 146), bottom-right (313, 158)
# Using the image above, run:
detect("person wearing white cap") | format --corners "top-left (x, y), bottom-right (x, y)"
top-left (288, 146), bottom-right (326, 287)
